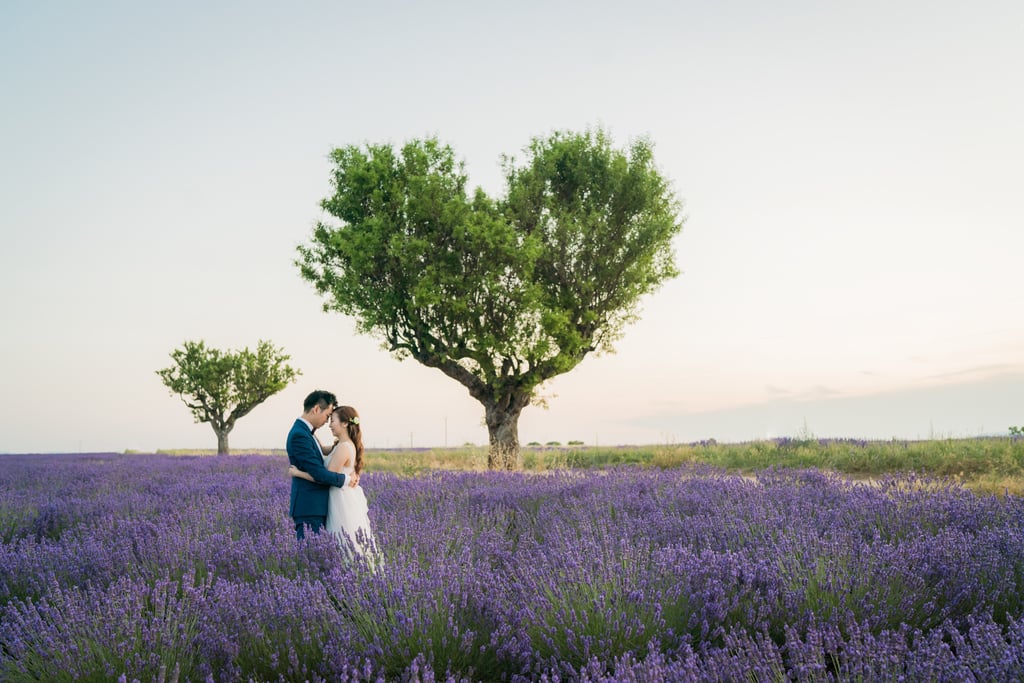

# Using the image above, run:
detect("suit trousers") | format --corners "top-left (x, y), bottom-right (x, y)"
top-left (294, 516), bottom-right (326, 540)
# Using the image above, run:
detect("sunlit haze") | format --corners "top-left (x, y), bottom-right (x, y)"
top-left (2, 1), bottom-right (1022, 453)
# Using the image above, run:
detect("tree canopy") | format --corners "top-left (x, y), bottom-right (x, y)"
top-left (156, 339), bottom-right (300, 454)
top-left (298, 128), bottom-right (684, 468)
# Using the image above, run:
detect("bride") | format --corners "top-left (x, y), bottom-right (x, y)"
top-left (289, 405), bottom-right (376, 560)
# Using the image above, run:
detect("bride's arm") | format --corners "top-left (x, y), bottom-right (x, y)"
top-left (289, 444), bottom-right (357, 485)
top-left (288, 445), bottom-right (346, 480)
top-left (288, 466), bottom-right (314, 482)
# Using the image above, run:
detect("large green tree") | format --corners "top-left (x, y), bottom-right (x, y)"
top-left (156, 339), bottom-right (300, 454)
top-left (298, 128), bottom-right (684, 469)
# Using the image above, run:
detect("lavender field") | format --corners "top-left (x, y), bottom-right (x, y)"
top-left (3, 454), bottom-right (1024, 681)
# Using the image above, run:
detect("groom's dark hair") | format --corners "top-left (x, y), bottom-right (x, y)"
top-left (303, 390), bottom-right (337, 412)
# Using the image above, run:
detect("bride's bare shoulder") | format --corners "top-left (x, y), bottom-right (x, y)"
top-left (339, 440), bottom-right (356, 464)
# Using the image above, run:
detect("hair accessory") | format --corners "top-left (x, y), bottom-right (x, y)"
top-left (349, 416), bottom-right (360, 425)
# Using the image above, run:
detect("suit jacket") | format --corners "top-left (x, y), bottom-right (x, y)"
top-left (287, 418), bottom-right (348, 518)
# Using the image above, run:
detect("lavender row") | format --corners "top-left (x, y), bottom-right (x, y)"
top-left (2, 454), bottom-right (1024, 681)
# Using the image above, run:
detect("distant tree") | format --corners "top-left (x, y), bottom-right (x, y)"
top-left (156, 340), bottom-right (300, 454)
top-left (298, 128), bottom-right (684, 469)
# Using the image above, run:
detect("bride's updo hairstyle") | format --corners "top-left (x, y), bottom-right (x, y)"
top-left (333, 405), bottom-right (365, 474)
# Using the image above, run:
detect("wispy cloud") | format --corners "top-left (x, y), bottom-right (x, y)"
top-left (624, 373), bottom-right (1024, 443)
top-left (764, 384), bottom-right (841, 402)
top-left (926, 363), bottom-right (1024, 383)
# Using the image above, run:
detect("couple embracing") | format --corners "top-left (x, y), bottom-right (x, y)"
top-left (286, 390), bottom-right (376, 559)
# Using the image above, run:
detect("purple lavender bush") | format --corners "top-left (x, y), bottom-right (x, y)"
top-left (2, 454), bottom-right (1024, 681)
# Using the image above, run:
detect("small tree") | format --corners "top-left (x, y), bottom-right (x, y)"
top-left (156, 339), bottom-right (300, 454)
top-left (298, 128), bottom-right (684, 469)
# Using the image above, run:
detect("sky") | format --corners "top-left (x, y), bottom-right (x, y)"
top-left (1, 1), bottom-right (1022, 453)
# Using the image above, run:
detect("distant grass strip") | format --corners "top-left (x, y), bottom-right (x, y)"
top-left (145, 436), bottom-right (1024, 495)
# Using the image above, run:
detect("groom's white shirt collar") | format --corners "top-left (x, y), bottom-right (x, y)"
top-left (299, 417), bottom-right (315, 433)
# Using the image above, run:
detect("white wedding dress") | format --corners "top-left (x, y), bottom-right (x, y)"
top-left (323, 442), bottom-right (376, 559)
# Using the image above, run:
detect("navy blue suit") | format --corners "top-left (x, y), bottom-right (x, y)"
top-left (287, 418), bottom-right (348, 538)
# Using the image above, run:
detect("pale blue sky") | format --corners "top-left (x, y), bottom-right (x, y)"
top-left (2, 1), bottom-right (1022, 453)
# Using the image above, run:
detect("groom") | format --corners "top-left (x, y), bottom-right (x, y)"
top-left (287, 389), bottom-right (359, 539)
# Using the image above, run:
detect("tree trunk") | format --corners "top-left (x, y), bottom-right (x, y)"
top-left (484, 400), bottom-right (526, 470)
top-left (215, 429), bottom-right (230, 455)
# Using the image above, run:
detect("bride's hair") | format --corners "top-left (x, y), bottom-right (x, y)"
top-left (333, 405), bottom-right (364, 474)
